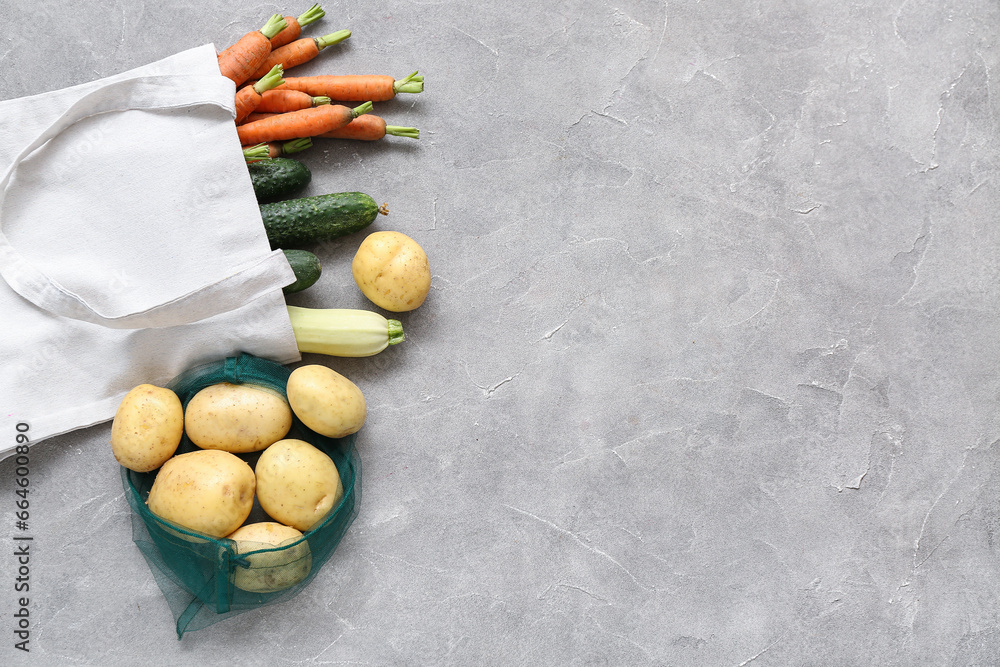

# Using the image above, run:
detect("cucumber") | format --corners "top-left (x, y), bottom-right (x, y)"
top-left (248, 158), bottom-right (311, 203)
top-left (261, 192), bottom-right (386, 249)
top-left (281, 249), bottom-right (322, 294)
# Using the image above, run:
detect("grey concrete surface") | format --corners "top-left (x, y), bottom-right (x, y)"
top-left (1, 0), bottom-right (999, 664)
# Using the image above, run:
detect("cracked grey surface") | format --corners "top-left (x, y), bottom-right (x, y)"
top-left (1, 0), bottom-right (999, 664)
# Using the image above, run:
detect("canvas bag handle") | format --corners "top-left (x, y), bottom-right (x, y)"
top-left (0, 73), bottom-right (290, 330)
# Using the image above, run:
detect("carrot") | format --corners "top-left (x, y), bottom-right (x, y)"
top-left (242, 111), bottom-right (281, 125)
top-left (236, 102), bottom-right (373, 144)
top-left (249, 30), bottom-right (351, 80)
top-left (243, 138), bottom-right (314, 159)
top-left (277, 71), bottom-right (424, 102)
top-left (242, 143), bottom-right (272, 162)
top-left (257, 89), bottom-right (331, 113)
top-left (319, 115), bottom-right (419, 141)
top-left (271, 4), bottom-right (326, 48)
top-left (234, 65), bottom-right (285, 123)
top-left (268, 137), bottom-right (314, 157)
top-left (217, 14), bottom-right (287, 85)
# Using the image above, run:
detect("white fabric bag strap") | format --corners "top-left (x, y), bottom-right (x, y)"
top-left (0, 73), bottom-right (289, 330)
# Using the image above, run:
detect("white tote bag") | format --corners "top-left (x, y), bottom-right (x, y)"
top-left (0, 44), bottom-right (301, 455)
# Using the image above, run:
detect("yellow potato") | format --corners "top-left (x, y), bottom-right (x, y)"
top-left (147, 449), bottom-right (256, 538)
top-left (226, 522), bottom-right (312, 593)
top-left (185, 382), bottom-right (292, 453)
top-left (111, 384), bottom-right (184, 472)
top-left (255, 439), bottom-right (344, 532)
top-left (286, 365), bottom-right (366, 439)
top-left (351, 230), bottom-right (431, 312)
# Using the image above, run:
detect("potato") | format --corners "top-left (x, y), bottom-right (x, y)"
top-left (226, 522), bottom-right (312, 593)
top-left (351, 230), bottom-right (431, 312)
top-left (147, 449), bottom-right (255, 538)
top-left (185, 382), bottom-right (292, 453)
top-left (255, 439), bottom-right (344, 532)
top-left (286, 365), bottom-right (366, 439)
top-left (111, 384), bottom-right (183, 472)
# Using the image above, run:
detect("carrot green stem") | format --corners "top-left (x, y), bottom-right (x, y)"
top-left (297, 4), bottom-right (325, 27)
top-left (385, 126), bottom-right (419, 139)
top-left (243, 143), bottom-right (271, 161)
top-left (260, 14), bottom-right (288, 40)
top-left (351, 101), bottom-right (374, 118)
top-left (282, 137), bottom-right (313, 154)
top-left (315, 29), bottom-right (351, 50)
top-left (393, 71), bottom-right (424, 94)
top-left (253, 64), bottom-right (285, 94)
top-left (313, 96), bottom-right (331, 106)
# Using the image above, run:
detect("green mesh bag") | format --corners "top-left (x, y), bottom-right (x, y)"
top-left (121, 353), bottom-right (361, 638)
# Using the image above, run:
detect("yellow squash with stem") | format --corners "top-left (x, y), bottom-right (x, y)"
top-left (285, 306), bottom-right (404, 357)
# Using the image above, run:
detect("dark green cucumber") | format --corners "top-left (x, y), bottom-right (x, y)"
top-left (282, 249), bottom-right (322, 294)
top-left (261, 192), bottom-right (385, 249)
top-left (248, 158), bottom-right (311, 203)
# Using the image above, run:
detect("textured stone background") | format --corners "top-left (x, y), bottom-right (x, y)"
top-left (2, 1), bottom-right (999, 664)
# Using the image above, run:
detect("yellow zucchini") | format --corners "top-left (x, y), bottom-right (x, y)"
top-left (286, 306), bottom-right (404, 357)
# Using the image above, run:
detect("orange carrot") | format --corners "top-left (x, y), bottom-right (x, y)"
top-left (319, 115), bottom-right (419, 141)
top-left (242, 111), bottom-right (281, 125)
top-left (271, 4), bottom-right (326, 48)
top-left (257, 89), bottom-right (331, 113)
top-left (268, 137), bottom-right (313, 157)
top-left (277, 71), bottom-right (423, 102)
top-left (234, 65), bottom-right (285, 123)
top-left (236, 102), bottom-right (373, 144)
top-left (217, 14), bottom-right (287, 85)
top-left (243, 138), bottom-right (314, 159)
top-left (243, 143), bottom-right (272, 162)
top-left (250, 30), bottom-right (350, 80)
